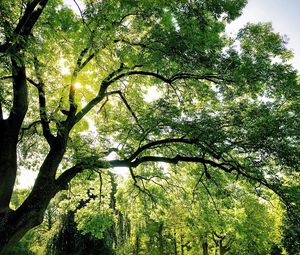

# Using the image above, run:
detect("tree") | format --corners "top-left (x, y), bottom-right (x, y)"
top-left (0, 0), bottom-right (299, 253)
top-left (114, 163), bottom-right (283, 255)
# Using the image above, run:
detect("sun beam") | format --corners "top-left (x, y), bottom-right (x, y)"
top-left (74, 82), bottom-right (82, 89)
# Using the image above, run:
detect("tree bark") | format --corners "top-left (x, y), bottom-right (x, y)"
top-left (202, 240), bottom-right (209, 255)
top-left (174, 228), bottom-right (178, 255)
top-left (158, 222), bottom-right (164, 255)
top-left (0, 53), bottom-right (28, 215)
top-left (134, 234), bottom-right (140, 255)
top-left (0, 1), bottom-right (49, 253)
top-left (0, 189), bottom-right (56, 254)
top-left (0, 123), bottom-right (18, 215)
top-left (219, 239), bottom-right (230, 255)
top-left (0, 140), bottom-right (67, 254)
top-left (180, 234), bottom-right (184, 255)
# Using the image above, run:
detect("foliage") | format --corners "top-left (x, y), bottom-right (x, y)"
top-left (0, 0), bottom-right (300, 253)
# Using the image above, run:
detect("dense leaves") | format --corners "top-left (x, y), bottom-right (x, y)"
top-left (0, 0), bottom-right (300, 254)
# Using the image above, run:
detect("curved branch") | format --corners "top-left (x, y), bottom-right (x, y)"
top-left (72, 64), bottom-right (126, 125)
top-left (55, 163), bottom-right (85, 190)
top-left (71, 65), bottom-right (229, 127)
top-left (55, 160), bottom-right (108, 190)
top-left (108, 70), bottom-right (232, 85)
top-left (127, 155), bottom-right (237, 171)
top-left (127, 138), bottom-right (194, 161)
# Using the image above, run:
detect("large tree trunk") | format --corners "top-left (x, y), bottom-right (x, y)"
top-left (0, 179), bottom-right (61, 254)
top-left (0, 206), bottom-right (44, 254)
top-left (0, 1), bottom-right (49, 252)
top-left (0, 143), bottom-right (66, 254)
top-left (0, 54), bottom-right (29, 254)
top-left (0, 124), bottom-right (18, 215)
top-left (0, 55), bottom-right (28, 216)
top-left (0, 184), bottom-right (57, 254)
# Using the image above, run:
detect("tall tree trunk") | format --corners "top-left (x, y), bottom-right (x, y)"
top-left (202, 240), bottom-right (209, 255)
top-left (158, 222), bottom-right (164, 255)
top-left (174, 228), bottom-right (178, 255)
top-left (0, 54), bottom-right (29, 254)
top-left (0, 1), bottom-right (63, 253)
top-left (219, 239), bottom-right (230, 255)
top-left (0, 125), bottom-right (18, 215)
top-left (134, 234), bottom-right (140, 255)
top-left (0, 54), bottom-right (28, 216)
top-left (180, 234), bottom-right (184, 255)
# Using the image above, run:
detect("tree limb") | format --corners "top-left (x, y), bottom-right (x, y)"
top-left (32, 58), bottom-right (56, 145)
top-left (115, 155), bottom-right (238, 172)
top-left (72, 63), bottom-right (126, 125)
top-left (106, 90), bottom-right (144, 131)
top-left (9, 55), bottom-right (28, 132)
top-left (55, 160), bottom-right (109, 190)
top-left (15, 0), bottom-right (49, 36)
top-left (0, 76), bottom-right (13, 80)
top-left (18, 120), bottom-right (42, 142)
top-left (127, 137), bottom-right (194, 161)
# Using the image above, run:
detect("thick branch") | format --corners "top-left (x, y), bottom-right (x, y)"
top-left (36, 83), bottom-right (55, 144)
top-left (15, 0), bottom-right (49, 36)
top-left (0, 0), bottom-right (48, 54)
top-left (55, 160), bottom-right (108, 190)
top-left (9, 56), bottom-right (28, 132)
top-left (55, 149), bottom-right (292, 216)
top-left (55, 163), bottom-right (85, 190)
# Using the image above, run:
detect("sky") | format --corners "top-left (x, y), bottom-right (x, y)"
top-left (17, 0), bottom-right (300, 188)
top-left (226, 0), bottom-right (300, 70)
